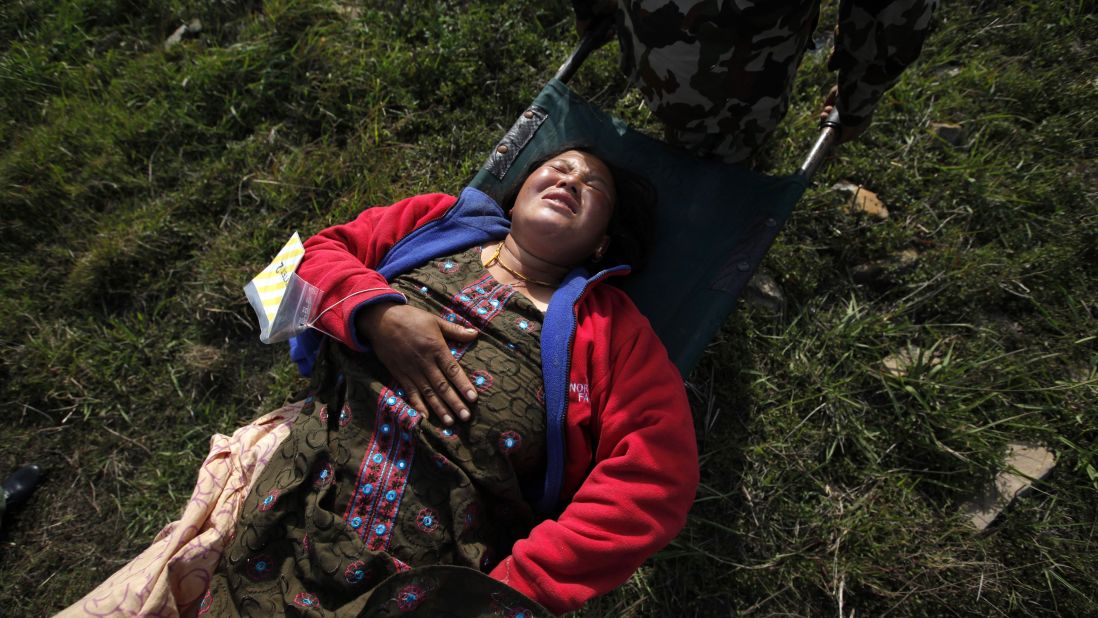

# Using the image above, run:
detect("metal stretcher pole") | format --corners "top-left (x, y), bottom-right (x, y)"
top-left (554, 17), bottom-right (614, 84)
top-left (797, 108), bottom-right (842, 181)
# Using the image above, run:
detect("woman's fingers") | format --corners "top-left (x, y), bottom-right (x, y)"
top-left (436, 317), bottom-right (479, 343)
top-left (391, 345), bottom-right (474, 426)
top-left (395, 369), bottom-right (457, 426)
top-left (393, 372), bottom-right (433, 422)
top-left (356, 303), bottom-right (481, 425)
top-left (434, 317), bottom-right (479, 405)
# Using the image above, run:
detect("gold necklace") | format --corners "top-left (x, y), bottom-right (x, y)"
top-left (484, 242), bottom-right (559, 288)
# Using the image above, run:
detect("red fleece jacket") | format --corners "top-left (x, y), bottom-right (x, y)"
top-left (297, 193), bottom-right (698, 615)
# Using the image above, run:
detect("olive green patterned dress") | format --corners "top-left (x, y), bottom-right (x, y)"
top-left (200, 247), bottom-right (553, 617)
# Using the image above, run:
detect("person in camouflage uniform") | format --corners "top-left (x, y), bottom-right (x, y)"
top-left (573, 0), bottom-right (938, 164)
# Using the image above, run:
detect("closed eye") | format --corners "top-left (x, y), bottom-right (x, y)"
top-left (587, 179), bottom-right (608, 194)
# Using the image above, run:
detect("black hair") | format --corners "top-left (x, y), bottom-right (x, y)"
top-left (500, 145), bottom-right (657, 273)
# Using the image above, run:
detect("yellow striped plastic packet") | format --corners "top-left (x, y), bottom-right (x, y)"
top-left (243, 232), bottom-right (321, 344)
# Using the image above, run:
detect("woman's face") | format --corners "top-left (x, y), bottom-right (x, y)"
top-left (509, 150), bottom-right (616, 268)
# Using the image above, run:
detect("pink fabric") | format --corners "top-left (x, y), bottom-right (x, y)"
top-left (57, 403), bottom-right (301, 618)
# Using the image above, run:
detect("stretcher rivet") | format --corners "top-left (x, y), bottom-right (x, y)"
top-left (765, 217), bottom-right (777, 227)
top-left (523, 110), bottom-right (535, 119)
top-left (737, 261), bottom-right (750, 272)
top-left (496, 144), bottom-right (509, 154)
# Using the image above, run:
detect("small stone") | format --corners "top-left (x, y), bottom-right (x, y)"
top-left (831, 180), bottom-right (859, 196)
top-left (961, 443), bottom-right (1056, 531)
top-left (852, 188), bottom-right (888, 219)
top-left (832, 181), bottom-right (889, 220)
top-left (164, 25), bottom-right (188, 49)
top-left (809, 31), bottom-right (834, 58)
top-left (334, 3), bottom-right (362, 20)
top-left (164, 19), bottom-right (202, 50)
top-left (744, 270), bottom-right (785, 313)
top-left (934, 64), bottom-right (962, 78)
top-left (930, 122), bottom-right (965, 147)
top-left (895, 249), bottom-right (919, 267)
top-left (881, 345), bottom-right (939, 377)
top-left (852, 250), bottom-right (918, 287)
top-left (851, 262), bottom-right (886, 285)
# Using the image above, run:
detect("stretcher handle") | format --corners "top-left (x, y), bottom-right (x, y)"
top-left (555, 15), bottom-right (615, 84)
top-left (797, 108), bottom-right (842, 181)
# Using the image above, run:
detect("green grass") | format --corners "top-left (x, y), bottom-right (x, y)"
top-left (2, 0), bottom-right (1096, 615)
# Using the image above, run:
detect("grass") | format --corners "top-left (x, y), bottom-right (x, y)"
top-left (1, 0), bottom-right (1096, 615)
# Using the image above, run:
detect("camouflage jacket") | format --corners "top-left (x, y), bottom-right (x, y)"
top-left (573, 0), bottom-right (936, 133)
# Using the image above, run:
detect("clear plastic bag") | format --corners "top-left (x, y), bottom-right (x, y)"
top-left (243, 232), bottom-right (321, 344)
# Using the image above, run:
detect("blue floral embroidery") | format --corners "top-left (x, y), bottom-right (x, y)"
top-left (417, 508), bottom-right (439, 533)
top-left (471, 369), bottom-right (494, 393)
top-left (344, 560), bottom-right (369, 584)
top-left (258, 489), bottom-right (280, 512)
top-left (313, 462), bottom-right (334, 487)
top-left (397, 584), bottom-right (425, 610)
top-left (245, 554), bottom-right (276, 581)
top-left (498, 431), bottom-right (522, 453)
top-left (197, 588), bottom-right (212, 615)
top-left (293, 592), bottom-right (320, 609)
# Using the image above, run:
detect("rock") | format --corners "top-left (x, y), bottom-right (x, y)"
top-left (930, 122), bottom-right (965, 147)
top-left (744, 270), bottom-right (785, 313)
top-left (895, 249), bottom-right (919, 268)
top-left (852, 187), bottom-right (888, 219)
top-left (335, 3), bottom-right (362, 19)
top-left (851, 262), bottom-right (886, 285)
top-left (960, 443), bottom-right (1056, 531)
top-left (809, 31), bottom-right (834, 58)
top-left (934, 64), bottom-right (962, 78)
top-left (881, 344), bottom-right (939, 377)
top-left (852, 249), bottom-right (920, 287)
top-left (164, 25), bottom-right (187, 49)
top-left (832, 181), bottom-right (889, 220)
top-left (164, 18), bottom-right (203, 49)
top-left (831, 180), bottom-right (860, 196)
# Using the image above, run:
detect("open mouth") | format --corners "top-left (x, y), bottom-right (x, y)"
top-left (543, 190), bottom-right (579, 214)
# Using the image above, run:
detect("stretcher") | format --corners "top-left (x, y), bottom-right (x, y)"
top-left (469, 22), bottom-right (841, 375)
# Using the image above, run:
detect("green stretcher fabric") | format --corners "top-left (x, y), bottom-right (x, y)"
top-left (470, 79), bottom-right (808, 377)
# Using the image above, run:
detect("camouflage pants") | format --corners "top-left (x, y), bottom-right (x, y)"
top-left (609, 0), bottom-right (936, 163)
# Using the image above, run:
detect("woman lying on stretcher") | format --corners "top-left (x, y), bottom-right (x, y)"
top-left (66, 148), bottom-right (698, 617)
